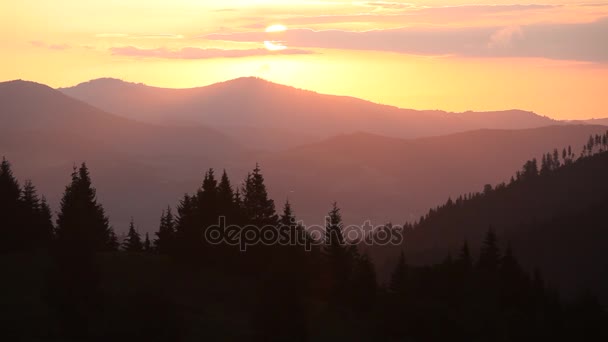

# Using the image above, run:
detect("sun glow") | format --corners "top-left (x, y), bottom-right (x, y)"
top-left (265, 24), bottom-right (287, 33)
top-left (264, 40), bottom-right (287, 51)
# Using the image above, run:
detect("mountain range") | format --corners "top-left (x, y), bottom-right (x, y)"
top-left (2, 78), bottom-right (607, 231)
top-left (60, 77), bottom-right (564, 151)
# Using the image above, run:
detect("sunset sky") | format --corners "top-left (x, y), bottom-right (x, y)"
top-left (2, 0), bottom-right (608, 119)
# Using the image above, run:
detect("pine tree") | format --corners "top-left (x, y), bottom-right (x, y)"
top-left (500, 243), bottom-right (526, 289)
top-left (478, 227), bottom-right (501, 274)
top-left (552, 149), bottom-right (561, 169)
top-left (324, 202), bottom-right (346, 256)
top-left (143, 232), bottom-right (152, 252)
top-left (242, 164), bottom-right (278, 226)
top-left (39, 196), bottom-right (55, 243)
top-left (155, 206), bottom-right (176, 254)
top-left (0, 157), bottom-right (22, 253)
top-left (458, 240), bottom-right (473, 273)
top-left (280, 200), bottom-right (309, 248)
top-left (123, 218), bottom-right (143, 252)
top-left (107, 229), bottom-right (119, 251)
top-left (217, 170), bottom-right (236, 216)
top-left (197, 168), bottom-right (219, 226)
top-left (174, 194), bottom-right (201, 260)
top-left (323, 202), bottom-right (351, 306)
top-left (20, 180), bottom-right (53, 249)
top-left (55, 163), bottom-right (115, 252)
top-left (587, 135), bottom-right (595, 154)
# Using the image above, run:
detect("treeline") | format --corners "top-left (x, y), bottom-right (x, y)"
top-left (0, 158), bottom-right (53, 253)
top-left (1, 131), bottom-right (607, 340)
top-left (378, 229), bottom-right (607, 341)
top-left (410, 131), bottom-right (608, 228)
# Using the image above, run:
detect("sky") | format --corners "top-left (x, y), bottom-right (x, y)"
top-left (1, 0), bottom-right (608, 119)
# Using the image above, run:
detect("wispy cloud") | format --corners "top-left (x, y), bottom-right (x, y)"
top-left (109, 46), bottom-right (314, 59)
top-left (205, 17), bottom-right (608, 62)
top-left (242, 3), bottom-right (564, 28)
top-left (488, 26), bottom-right (523, 49)
top-left (30, 41), bottom-right (70, 50)
top-left (95, 33), bottom-right (183, 39)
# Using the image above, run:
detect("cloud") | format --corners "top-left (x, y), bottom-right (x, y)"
top-left (30, 41), bottom-right (70, 50)
top-left (488, 26), bottom-right (523, 49)
top-left (243, 4), bottom-right (561, 27)
top-left (205, 17), bottom-right (608, 62)
top-left (109, 46), bottom-right (314, 59)
top-left (95, 33), bottom-right (183, 39)
top-left (360, 1), bottom-right (415, 11)
top-left (95, 33), bottom-right (129, 38)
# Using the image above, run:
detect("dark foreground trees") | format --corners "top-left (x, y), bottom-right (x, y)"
top-left (0, 158), bottom-right (53, 253)
top-left (1, 135), bottom-right (607, 341)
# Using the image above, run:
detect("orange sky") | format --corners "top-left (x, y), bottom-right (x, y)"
top-left (2, 0), bottom-right (608, 119)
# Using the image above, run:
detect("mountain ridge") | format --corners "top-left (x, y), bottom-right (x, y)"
top-left (59, 77), bottom-right (565, 150)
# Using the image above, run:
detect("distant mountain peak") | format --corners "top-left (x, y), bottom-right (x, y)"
top-left (0, 79), bottom-right (55, 91)
top-left (63, 78), bottom-right (143, 90)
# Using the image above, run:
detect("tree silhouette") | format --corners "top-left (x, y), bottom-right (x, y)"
top-left (217, 170), bottom-right (239, 223)
top-left (155, 206), bottom-right (175, 255)
top-left (458, 240), bottom-right (473, 273)
top-left (123, 218), bottom-right (143, 252)
top-left (242, 164), bottom-right (277, 226)
top-left (143, 232), bottom-right (152, 252)
top-left (478, 227), bottom-right (501, 274)
top-left (55, 163), bottom-right (116, 252)
top-left (0, 157), bottom-right (22, 253)
top-left (20, 180), bottom-right (54, 249)
top-left (197, 168), bottom-right (219, 229)
top-left (323, 202), bottom-right (352, 307)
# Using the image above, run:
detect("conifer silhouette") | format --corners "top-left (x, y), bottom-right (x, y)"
top-left (123, 218), bottom-right (143, 252)
top-left (55, 163), bottom-right (115, 252)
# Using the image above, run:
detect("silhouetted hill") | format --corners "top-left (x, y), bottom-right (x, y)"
top-left (371, 149), bottom-right (608, 302)
top-left (0, 80), bottom-right (247, 229)
top-left (60, 78), bottom-right (560, 150)
top-left (4, 80), bottom-right (607, 232)
top-left (584, 118), bottom-right (608, 126)
top-left (261, 125), bottom-right (608, 225)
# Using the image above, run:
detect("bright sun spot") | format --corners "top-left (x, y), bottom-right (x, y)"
top-left (264, 41), bottom-right (287, 51)
top-left (265, 24), bottom-right (287, 33)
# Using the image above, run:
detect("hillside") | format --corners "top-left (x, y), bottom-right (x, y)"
top-left (370, 146), bottom-right (608, 302)
top-left (60, 78), bottom-right (560, 150)
top-left (261, 125), bottom-right (608, 225)
top-left (0, 80), bottom-right (249, 229)
top-left (3, 79), bottom-right (607, 232)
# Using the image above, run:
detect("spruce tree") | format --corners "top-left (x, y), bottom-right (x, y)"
top-left (0, 157), bottom-right (22, 253)
top-left (217, 170), bottom-right (237, 219)
top-left (458, 240), bottom-right (473, 273)
top-left (323, 202), bottom-right (351, 306)
top-left (174, 194), bottom-right (201, 260)
top-left (39, 197), bottom-right (55, 244)
top-left (20, 180), bottom-right (54, 249)
top-left (478, 227), bottom-right (501, 274)
top-left (143, 232), bottom-right (152, 252)
top-left (197, 169), bottom-right (219, 226)
top-left (123, 218), bottom-right (143, 252)
top-left (55, 163), bottom-right (115, 252)
top-left (155, 207), bottom-right (176, 254)
top-left (280, 200), bottom-right (306, 247)
top-left (242, 164), bottom-right (277, 226)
